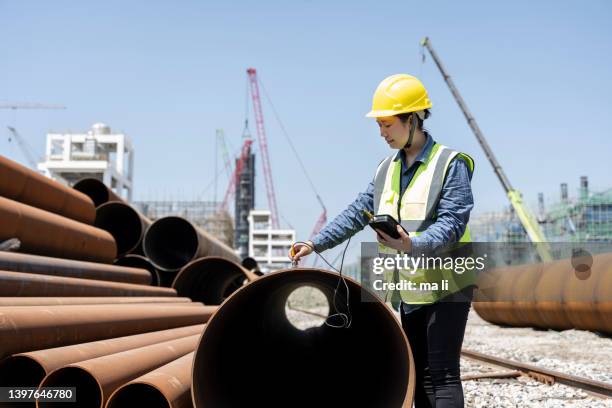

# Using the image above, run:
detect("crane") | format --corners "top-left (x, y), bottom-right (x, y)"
top-left (420, 37), bottom-right (552, 261)
top-left (6, 126), bottom-right (42, 169)
top-left (247, 68), bottom-right (280, 229)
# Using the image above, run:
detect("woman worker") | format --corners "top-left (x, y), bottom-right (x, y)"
top-left (289, 74), bottom-right (476, 408)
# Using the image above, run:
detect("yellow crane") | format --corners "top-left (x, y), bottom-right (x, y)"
top-left (420, 37), bottom-right (552, 261)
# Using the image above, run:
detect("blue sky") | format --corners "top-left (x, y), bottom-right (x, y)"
top-left (2, 1), bottom-right (611, 264)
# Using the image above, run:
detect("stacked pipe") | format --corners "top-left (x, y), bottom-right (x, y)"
top-left (473, 252), bottom-right (612, 334)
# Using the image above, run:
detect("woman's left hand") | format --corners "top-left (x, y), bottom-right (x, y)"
top-left (376, 225), bottom-right (412, 253)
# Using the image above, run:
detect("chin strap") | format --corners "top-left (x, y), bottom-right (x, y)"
top-left (402, 112), bottom-right (417, 149)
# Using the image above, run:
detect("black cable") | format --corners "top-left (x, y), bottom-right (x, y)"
top-left (292, 239), bottom-right (353, 329)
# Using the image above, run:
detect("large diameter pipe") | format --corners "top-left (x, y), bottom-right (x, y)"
top-left (0, 155), bottom-right (95, 224)
top-left (95, 202), bottom-right (152, 256)
top-left (106, 352), bottom-right (195, 408)
top-left (473, 253), bottom-right (612, 333)
top-left (0, 325), bottom-right (204, 395)
top-left (0, 196), bottom-right (117, 263)
top-left (0, 303), bottom-right (217, 359)
top-left (0, 270), bottom-right (176, 297)
top-left (143, 216), bottom-right (240, 272)
top-left (73, 178), bottom-right (122, 207)
top-left (0, 251), bottom-right (151, 285)
top-left (39, 334), bottom-right (201, 408)
top-left (171, 257), bottom-right (258, 305)
top-left (114, 254), bottom-right (161, 286)
top-left (0, 296), bottom-right (191, 306)
top-left (192, 268), bottom-right (414, 408)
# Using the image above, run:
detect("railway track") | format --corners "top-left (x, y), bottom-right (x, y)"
top-left (287, 304), bottom-right (612, 400)
top-left (460, 349), bottom-right (612, 399)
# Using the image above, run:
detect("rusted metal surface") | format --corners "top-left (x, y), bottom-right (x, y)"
top-left (191, 268), bottom-right (414, 408)
top-left (0, 303), bottom-right (217, 360)
top-left (0, 296), bottom-right (191, 306)
top-left (461, 349), bottom-right (612, 398)
top-left (73, 178), bottom-right (123, 207)
top-left (143, 216), bottom-right (240, 272)
top-left (0, 251), bottom-right (151, 285)
top-left (0, 196), bottom-right (117, 263)
top-left (106, 351), bottom-right (195, 408)
top-left (0, 155), bottom-right (96, 224)
top-left (171, 257), bottom-right (256, 305)
top-left (95, 202), bottom-right (152, 256)
top-left (473, 253), bottom-right (612, 333)
top-left (39, 334), bottom-right (201, 408)
top-left (0, 270), bottom-right (176, 297)
top-left (241, 256), bottom-right (263, 276)
top-left (0, 325), bottom-right (204, 393)
top-left (114, 254), bottom-right (161, 286)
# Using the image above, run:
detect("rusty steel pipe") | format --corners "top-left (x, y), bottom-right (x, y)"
top-left (0, 270), bottom-right (176, 297)
top-left (114, 254), bottom-right (161, 286)
top-left (73, 178), bottom-right (123, 207)
top-left (0, 325), bottom-right (204, 398)
top-left (473, 253), bottom-right (612, 333)
top-left (106, 351), bottom-right (195, 408)
top-left (192, 268), bottom-right (414, 408)
top-left (0, 252), bottom-right (151, 285)
top-left (0, 296), bottom-right (191, 306)
top-left (241, 256), bottom-right (263, 276)
top-left (95, 202), bottom-right (152, 257)
top-left (39, 334), bottom-right (201, 408)
top-left (0, 303), bottom-right (217, 360)
top-left (143, 216), bottom-right (239, 272)
top-left (171, 257), bottom-right (257, 305)
top-left (0, 196), bottom-right (117, 263)
top-left (0, 155), bottom-right (95, 224)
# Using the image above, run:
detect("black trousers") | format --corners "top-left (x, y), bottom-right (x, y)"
top-left (400, 286), bottom-right (474, 408)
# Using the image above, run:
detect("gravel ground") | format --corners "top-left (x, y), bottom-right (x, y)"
top-left (284, 289), bottom-right (612, 407)
top-left (461, 309), bottom-right (612, 407)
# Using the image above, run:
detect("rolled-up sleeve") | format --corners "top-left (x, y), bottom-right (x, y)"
top-left (410, 157), bottom-right (474, 255)
top-left (311, 181), bottom-right (374, 252)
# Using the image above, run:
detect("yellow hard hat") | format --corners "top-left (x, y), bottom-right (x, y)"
top-left (366, 74), bottom-right (432, 118)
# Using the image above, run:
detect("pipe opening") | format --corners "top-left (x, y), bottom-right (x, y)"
top-left (95, 203), bottom-right (144, 256)
top-left (192, 269), bottom-right (411, 408)
top-left (39, 367), bottom-right (101, 408)
top-left (73, 179), bottom-right (111, 207)
top-left (114, 255), bottom-right (160, 286)
top-left (144, 217), bottom-right (198, 271)
top-left (0, 356), bottom-right (46, 401)
top-left (284, 285), bottom-right (330, 330)
top-left (172, 257), bottom-right (249, 304)
top-left (107, 384), bottom-right (169, 408)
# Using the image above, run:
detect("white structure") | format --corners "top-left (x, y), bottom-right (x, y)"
top-left (38, 123), bottom-right (134, 201)
top-left (248, 209), bottom-right (295, 272)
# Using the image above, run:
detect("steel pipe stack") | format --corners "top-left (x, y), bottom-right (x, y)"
top-left (95, 202), bottom-right (152, 257)
top-left (73, 178), bottom-right (123, 207)
top-left (473, 252), bottom-right (612, 334)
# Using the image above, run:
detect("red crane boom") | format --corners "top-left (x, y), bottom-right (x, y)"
top-left (247, 68), bottom-right (280, 229)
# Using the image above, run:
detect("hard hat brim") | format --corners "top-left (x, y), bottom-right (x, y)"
top-left (365, 103), bottom-right (432, 118)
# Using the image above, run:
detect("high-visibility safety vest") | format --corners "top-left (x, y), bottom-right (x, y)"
top-left (373, 142), bottom-right (476, 305)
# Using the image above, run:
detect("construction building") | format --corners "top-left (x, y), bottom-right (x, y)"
top-left (38, 123), bottom-right (134, 201)
top-left (248, 209), bottom-right (294, 272)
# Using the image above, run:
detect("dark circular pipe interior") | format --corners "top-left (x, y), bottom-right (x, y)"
top-left (241, 257), bottom-right (258, 271)
top-left (143, 217), bottom-right (198, 271)
top-left (39, 367), bottom-right (101, 408)
top-left (192, 269), bottom-right (411, 408)
top-left (114, 255), bottom-right (160, 286)
top-left (172, 257), bottom-right (248, 305)
top-left (106, 384), bottom-right (169, 408)
top-left (73, 179), bottom-right (110, 207)
top-left (95, 203), bottom-right (144, 256)
top-left (0, 356), bottom-right (46, 408)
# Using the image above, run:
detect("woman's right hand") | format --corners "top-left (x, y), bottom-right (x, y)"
top-left (289, 241), bottom-right (314, 263)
